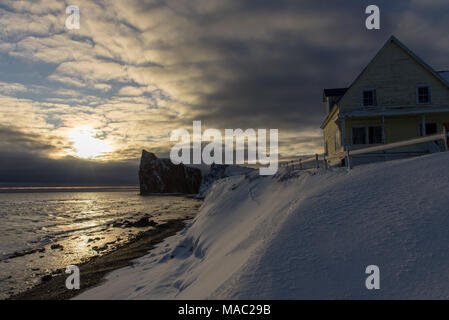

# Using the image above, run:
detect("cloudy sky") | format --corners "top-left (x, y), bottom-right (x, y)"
top-left (0, 0), bottom-right (448, 185)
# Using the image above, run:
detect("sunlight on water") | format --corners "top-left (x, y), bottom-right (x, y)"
top-left (0, 191), bottom-right (202, 299)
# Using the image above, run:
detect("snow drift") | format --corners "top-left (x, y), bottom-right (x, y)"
top-left (77, 152), bottom-right (449, 299)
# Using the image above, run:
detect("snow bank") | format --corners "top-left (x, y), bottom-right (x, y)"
top-left (198, 164), bottom-right (255, 198)
top-left (76, 153), bottom-right (449, 299)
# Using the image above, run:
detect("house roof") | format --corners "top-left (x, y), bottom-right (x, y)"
top-left (323, 88), bottom-right (348, 97)
top-left (439, 71), bottom-right (449, 84)
top-left (390, 36), bottom-right (449, 89)
top-left (321, 35), bottom-right (449, 129)
top-left (342, 36), bottom-right (449, 96)
top-left (323, 88), bottom-right (348, 102)
top-left (320, 104), bottom-right (339, 129)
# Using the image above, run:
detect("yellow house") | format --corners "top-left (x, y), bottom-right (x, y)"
top-left (321, 36), bottom-right (449, 165)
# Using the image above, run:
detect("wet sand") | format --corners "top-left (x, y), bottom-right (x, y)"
top-left (9, 218), bottom-right (192, 300)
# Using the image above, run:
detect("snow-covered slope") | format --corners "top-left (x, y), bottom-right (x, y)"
top-left (76, 152), bottom-right (449, 299)
top-left (198, 163), bottom-right (255, 198)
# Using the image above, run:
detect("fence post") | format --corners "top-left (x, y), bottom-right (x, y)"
top-left (346, 150), bottom-right (352, 171)
top-left (299, 159), bottom-right (302, 170)
top-left (324, 154), bottom-right (328, 170)
top-left (443, 126), bottom-right (448, 151)
top-left (315, 154), bottom-right (319, 169)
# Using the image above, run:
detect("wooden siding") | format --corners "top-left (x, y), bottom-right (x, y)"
top-left (338, 41), bottom-right (449, 113)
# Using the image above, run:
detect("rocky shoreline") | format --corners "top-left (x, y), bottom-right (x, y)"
top-left (9, 217), bottom-right (194, 300)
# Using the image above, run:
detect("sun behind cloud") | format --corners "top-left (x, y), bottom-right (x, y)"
top-left (68, 126), bottom-right (111, 159)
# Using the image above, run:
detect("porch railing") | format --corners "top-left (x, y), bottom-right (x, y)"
top-left (280, 127), bottom-right (448, 171)
top-left (327, 127), bottom-right (448, 170)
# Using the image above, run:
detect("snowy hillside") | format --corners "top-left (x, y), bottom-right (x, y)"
top-left (76, 152), bottom-right (449, 299)
top-left (198, 163), bottom-right (255, 198)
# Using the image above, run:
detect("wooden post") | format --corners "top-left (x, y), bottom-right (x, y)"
top-left (421, 114), bottom-right (426, 136)
top-left (443, 126), bottom-right (448, 151)
top-left (299, 159), bottom-right (302, 170)
top-left (315, 154), bottom-right (319, 169)
top-left (382, 115), bottom-right (387, 162)
top-left (324, 154), bottom-right (328, 170)
top-left (346, 150), bottom-right (351, 171)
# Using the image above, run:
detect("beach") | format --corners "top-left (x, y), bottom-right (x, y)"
top-left (0, 191), bottom-right (202, 300)
top-left (10, 218), bottom-right (194, 300)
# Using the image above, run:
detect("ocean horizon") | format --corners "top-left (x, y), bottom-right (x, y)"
top-left (0, 185), bottom-right (140, 193)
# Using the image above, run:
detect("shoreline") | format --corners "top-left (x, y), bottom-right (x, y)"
top-left (9, 218), bottom-right (192, 300)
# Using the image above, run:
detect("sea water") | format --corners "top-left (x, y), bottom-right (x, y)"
top-left (0, 190), bottom-right (202, 299)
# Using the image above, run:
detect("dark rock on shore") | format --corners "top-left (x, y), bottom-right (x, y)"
top-left (113, 216), bottom-right (158, 228)
top-left (9, 247), bottom-right (46, 259)
top-left (125, 216), bottom-right (158, 228)
top-left (41, 275), bottom-right (52, 282)
top-left (92, 245), bottom-right (108, 252)
top-left (139, 150), bottom-right (202, 195)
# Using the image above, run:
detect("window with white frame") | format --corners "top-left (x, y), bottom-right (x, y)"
top-left (362, 89), bottom-right (376, 107)
top-left (417, 85), bottom-right (431, 104)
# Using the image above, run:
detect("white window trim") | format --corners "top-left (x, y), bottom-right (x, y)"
top-left (361, 88), bottom-right (376, 108)
top-left (416, 84), bottom-right (432, 105)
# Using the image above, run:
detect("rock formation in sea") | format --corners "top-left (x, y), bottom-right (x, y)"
top-left (139, 150), bottom-right (202, 195)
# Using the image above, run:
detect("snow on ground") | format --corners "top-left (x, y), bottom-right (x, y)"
top-left (76, 152), bottom-right (449, 299)
top-left (198, 164), bottom-right (255, 197)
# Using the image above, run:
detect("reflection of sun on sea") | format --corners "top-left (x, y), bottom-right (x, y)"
top-left (69, 127), bottom-right (111, 159)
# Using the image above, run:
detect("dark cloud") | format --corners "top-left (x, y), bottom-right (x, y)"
top-left (165, 0), bottom-right (417, 131)
top-left (1, 0), bottom-right (449, 184)
top-left (0, 153), bottom-right (138, 185)
top-left (0, 127), bottom-right (138, 185)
